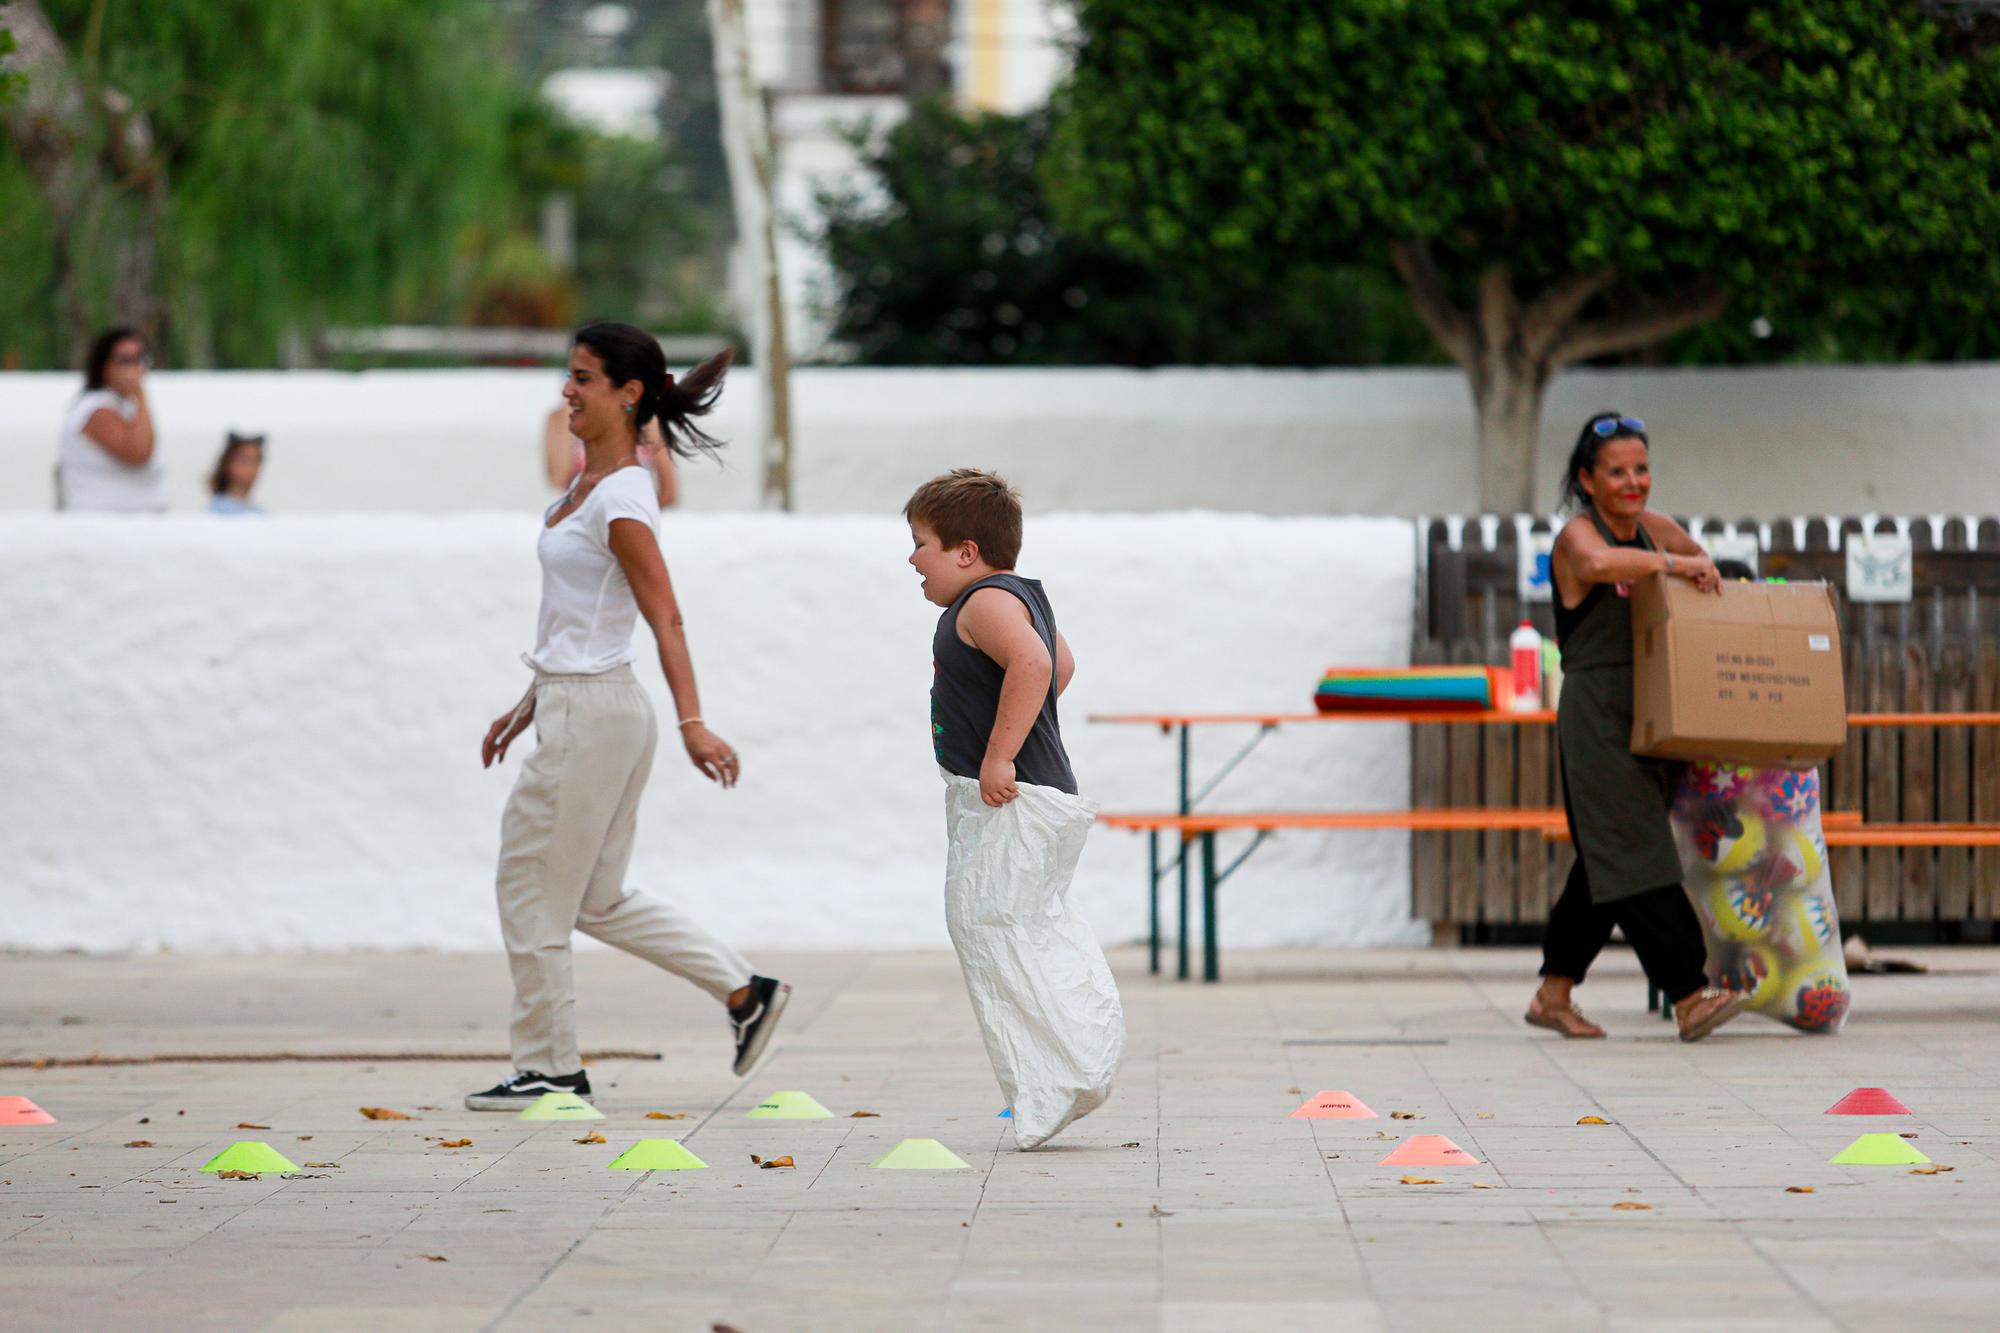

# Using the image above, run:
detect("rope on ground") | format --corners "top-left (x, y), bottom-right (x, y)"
top-left (0, 1049), bottom-right (664, 1069)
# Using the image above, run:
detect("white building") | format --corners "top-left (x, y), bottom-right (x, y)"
top-left (738, 0), bottom-right (1073, 358)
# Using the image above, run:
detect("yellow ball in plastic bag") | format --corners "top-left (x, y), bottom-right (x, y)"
top-left (1784, 961), bottom-right (1850, 1032)
top-left (1784, 891), bottom-right (1838, 959)
top-left (1702, 811), bottom-right (1765, 876)
top-left (1716, 943), bottom-right (1782, 1007)
top-left (1706, 877), bottom-right (1778, 943)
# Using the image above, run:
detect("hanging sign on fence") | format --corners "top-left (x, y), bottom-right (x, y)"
top-left (1845, 532), bottom-right (1913, 603)
top-left (1518, 529), bottom-right (1556, 603)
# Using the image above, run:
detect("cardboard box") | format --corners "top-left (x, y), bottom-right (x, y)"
top-left (1630, 574), bottom-right (1846, 767)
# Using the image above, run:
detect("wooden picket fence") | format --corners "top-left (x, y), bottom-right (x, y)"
top-left (1412, 514), bottom-right (2000, 932)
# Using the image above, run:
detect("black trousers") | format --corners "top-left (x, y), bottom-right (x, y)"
top-left (1539, 856), bottom-right (1709, 1003)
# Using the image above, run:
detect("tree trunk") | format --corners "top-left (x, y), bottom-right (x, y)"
top-left (707, 0), bottom-right (794, 510)
top-left (1, 0), bottom-right (171, 363)
top-left (1470, 356), bottom-right (1547, 515)
top-left (1389, 240), bottom-right (1730, 515)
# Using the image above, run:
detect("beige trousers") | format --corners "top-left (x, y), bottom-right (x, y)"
top-left (494, 665), bottom-right (752, 1075)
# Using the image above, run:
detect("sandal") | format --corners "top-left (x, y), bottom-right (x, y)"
top-left (1675, 988), bottom-right (1748, 1043)
top-left (1525, 995), bottom-right (1606, 1039)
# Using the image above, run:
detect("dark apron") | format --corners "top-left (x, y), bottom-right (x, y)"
top-left (1557, 513), bottom-right (1685, 903)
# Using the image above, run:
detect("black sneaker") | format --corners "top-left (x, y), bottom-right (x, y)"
top-left (729, 976), bottom-right (791, 1077)
top-left (463, 1069), bottom-right (593, 1112)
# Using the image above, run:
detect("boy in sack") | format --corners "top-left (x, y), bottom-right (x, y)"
top-left (905, 469), bottom-right (1124, 1149)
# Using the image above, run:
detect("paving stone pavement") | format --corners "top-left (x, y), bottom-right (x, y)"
top-left (3, 944), bottom-right (1998, 1331)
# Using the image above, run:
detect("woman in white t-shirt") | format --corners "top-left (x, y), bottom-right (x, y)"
top-left (58, 327), bottom-right (166, 513)
top-left (465, 321), bottom-right (788, 1112)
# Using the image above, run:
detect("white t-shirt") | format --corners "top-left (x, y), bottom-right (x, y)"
top-left (529, 465), bottom-right (660, 675)
top-left (59, 390), bottom-right (167, 513)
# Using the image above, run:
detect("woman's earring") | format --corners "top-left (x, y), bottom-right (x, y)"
top-left (623, 403), bottom-right (634, 413)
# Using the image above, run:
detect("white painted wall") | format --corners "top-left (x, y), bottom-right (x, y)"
top-left (5, 364), bottom-right (1998, 519)
top-left (0, 512), bottom-right (1418, 954)
top-left (7, 364), bottom-right (1992, 520)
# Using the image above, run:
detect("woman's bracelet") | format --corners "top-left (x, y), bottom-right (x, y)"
top-left (1664, 552), bottom-right (1676, 574)
top-left (677, 717), bottom-right (704, 730)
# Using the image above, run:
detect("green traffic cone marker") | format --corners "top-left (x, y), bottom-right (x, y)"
top-left (1830, 1133), bottom-right (1930, 1166)
top-left (201, 1141), bottom-right (300, 1174)
top-left (744, 1091), bottom-right (833, 1120)
top-left (516, 1092), bottom-right (605, 1121)
top-left (871, 1138), bottom-right (971, 1170)
top-left (607, 1139), bottom-right (708, 1171)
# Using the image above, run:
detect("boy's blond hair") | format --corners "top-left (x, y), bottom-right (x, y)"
top-left (903, 469), bottom-right (1023, 569)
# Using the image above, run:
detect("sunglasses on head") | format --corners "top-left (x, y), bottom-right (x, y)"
top-left (1591, 414), bottom-right (1645, 437)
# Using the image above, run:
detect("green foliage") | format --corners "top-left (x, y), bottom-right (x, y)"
top-left (818, 99), bottom-right (1437, 365)
top-left (0, 28), bottom-right (22, 105)
top-left (1048, 0), bottom-right (2000, 360)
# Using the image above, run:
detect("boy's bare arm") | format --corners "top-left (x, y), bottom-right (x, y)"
top-left (960, 588), bottom-right (1052, 806)
top-left (1054, 631), bottom-right (1075, 697)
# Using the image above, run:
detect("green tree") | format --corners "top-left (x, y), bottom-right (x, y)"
top-left (1, 0), bottom-right (534, 367)
top-left (1047, 1), bottom-right (2000, 509)
top-left (817, 98), bottom-right (1436, 365)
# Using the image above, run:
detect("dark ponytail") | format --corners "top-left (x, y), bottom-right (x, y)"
top-left (573, 320), bottom-right (733, 460)
top-left (1559, 410), bottom-right (1649, 513)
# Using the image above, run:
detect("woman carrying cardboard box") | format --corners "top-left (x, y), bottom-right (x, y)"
top-left (1524, 412), bottom-right (1746, 1042)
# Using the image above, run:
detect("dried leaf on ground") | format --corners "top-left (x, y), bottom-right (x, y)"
top-left (303, 1162), bottom-right (340, 1169)
top-left (237, 1122), bottom-right (271, 1130)
top-left (1910, 1165), bottom-right (1955, 1175)
top-left (848, 1111), bottom-right (879, 1118)
top-left (123, 1140), bottom-right (153, 1148)
top-left (1786, 1186), bottom-right (1815, 1193)
top-left (1370, 1131), bottom-right (1394, 1140)
top-left (359, 1107), bottom-right (412, 1121)
top-left (646, 1111), bottom-right (691, 1121)
top-left (1577, 1116), bottom-right (1611, 1125)
top-left (1477, 1112), bottom-right (1495, 1120)
top-left (1390, 1111), bottom-right (1418, 1120)
top-left (1471, 1182), bottom-right (1496, 1189)
top-left (1149, 1205), bottom-right (1174, 1217)
top-left (1612, 1201), bottom-right (1653, 1210)
top-left (280, 1173), bottom-right (329, 1179)
top-left (759, 1156), bottom-right (795, 1170)
top-left (217, 1170), bottom-right (260, 1180)
top-left (573, 1132), bottom-right (607, 1145)
top-left (296, 1136), bottom-right (313, 1141)
top-left (1399, 1175), bottom-right (1442, 1185)
top-left (416, 1254), bottom-right (448, 1263)
top-left (1121, 1141), bottom-right (1141, 1149)
top-left (1900, 1132), bottom-right (1921, 1139)
top-left (439, 1139), bottom-right (472, 1149)
top-left (1286, 1086), bottom-right (1301, 1094)
top-left (138, 1117), bottom-right (150, 1124)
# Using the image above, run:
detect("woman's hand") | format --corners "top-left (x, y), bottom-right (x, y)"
top-left (1672, 552), bottom-right (1723, 594)
top-left (683, 722), bottom-right (741, 788)
top-left (482, 695), bottom-right (535, 768)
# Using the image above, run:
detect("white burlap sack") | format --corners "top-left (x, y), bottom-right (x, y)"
top-left (941, 771), bottom-right (1125, 1149)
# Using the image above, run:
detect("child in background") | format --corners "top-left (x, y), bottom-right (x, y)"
top-left (904, 469), bottom-right (1123, 1149)
top-left (208, 432), bottom-right (266, 515)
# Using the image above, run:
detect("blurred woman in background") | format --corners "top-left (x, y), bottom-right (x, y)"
top-left (58, 328), bottom-right (165, 513)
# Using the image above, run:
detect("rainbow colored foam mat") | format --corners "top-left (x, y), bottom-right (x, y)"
top-left (1314, 666), bottom-right (1504, 713)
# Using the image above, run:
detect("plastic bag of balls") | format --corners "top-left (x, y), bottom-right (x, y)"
top-left (1669, 762), bottom-right (1850, 1033)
